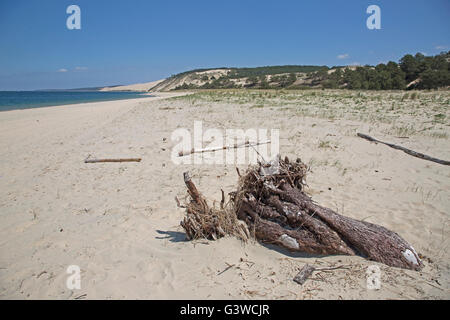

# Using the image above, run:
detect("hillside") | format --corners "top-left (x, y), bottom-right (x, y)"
top-left (150, 51), bottom-right (449, 91)
top-left (151, 66), bottom-right (329, 91)
top-left (99, 79), bottom-right (165, 92)
top-left (97, 51), bottom-right (449, 92)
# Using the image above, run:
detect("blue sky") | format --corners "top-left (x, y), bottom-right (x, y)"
top-left (0, 0), bottom-right (448, 90)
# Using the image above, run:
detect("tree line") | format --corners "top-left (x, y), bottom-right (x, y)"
top-left (323, 51), bottom-right (449, 90)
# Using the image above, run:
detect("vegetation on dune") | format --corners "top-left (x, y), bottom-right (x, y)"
top-left (323, 62), bottom-right (407, 90)
top-left (169, 51), bottom-right (449, 91)
top-left (226, 65), bottom-right (328, 78)
top-left (169, 67), bottom-right (229, 79)
top-left (324, 52), bottom-right (450, 90)
top-left (169, 89), bottom-right (449, 140)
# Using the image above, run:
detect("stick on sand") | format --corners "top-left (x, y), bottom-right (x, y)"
top-left (178, 139), bottom-right (271, 157)
top-left (84, 155), bottom-right (142, 163)
top-left (357, 133), bottom-right (450, 166)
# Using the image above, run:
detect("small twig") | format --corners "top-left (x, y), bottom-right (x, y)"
top-left (36, 271), bottom-right (47, 278)
top-left (239, 258), bottom-right (255, 267)
top-left (314, 265), bottom-right (352, 272)
top-left (293, 264), bottom-right (350, 285)
top-left (220, 189), bottom-right (225, 209)
top-left (218, 263), bottom-right (235, 275)
top-left (175, 196), bottom-right (186, 208)
top-left (249, 143), bottom-right (267, 164)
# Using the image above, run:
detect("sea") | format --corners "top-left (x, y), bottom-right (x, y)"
top-left (0, 91), bottom-right (151, 112)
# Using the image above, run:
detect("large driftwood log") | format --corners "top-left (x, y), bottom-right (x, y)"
top-left (180, 156), bottom-right (424, 271)
top-left (233, 157), bottom-right (423, 271)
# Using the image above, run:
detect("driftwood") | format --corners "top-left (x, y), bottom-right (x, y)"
top-left (293, 264), bottom-right (316, 285)
top-left (178, 139), bottom-right (270, 157)
top-left (234, 157), bottom-right (423, 270)
top-left (357, 133), bottom-right (450, 166)
top-left (293, 264), bottom-right (351, 285)
top-left (84, 155), bottom-right (141, 163)
top-left (179, 156), bottom-right (424, 271)
top-left (180, 172), bottom-right (250, 241)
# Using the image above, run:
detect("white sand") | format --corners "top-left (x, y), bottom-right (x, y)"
top-left (99, 79), bottom-right (165, 92)
top-left (0, 90), bottom-right (448, 299)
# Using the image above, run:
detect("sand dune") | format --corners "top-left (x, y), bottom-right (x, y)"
top-left (99, 79), bottom-right (165, 92)
top-left (0, 90), bottom-right (448, 299)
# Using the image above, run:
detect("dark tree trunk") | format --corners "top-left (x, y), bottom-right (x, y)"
top-left (233, 158), bottom-right (423, 271)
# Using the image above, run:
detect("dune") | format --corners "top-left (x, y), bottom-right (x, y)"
top-left (99, 79), bottom-right (165, 92)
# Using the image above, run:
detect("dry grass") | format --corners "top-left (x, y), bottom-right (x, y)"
top-left (170, 89), bottom-right (450, 139)
top-left (179, 175), bottom-right (250, 241)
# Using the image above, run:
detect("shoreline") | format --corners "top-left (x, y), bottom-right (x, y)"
top-left (0, 92), bottom-right (187, 115)
top-left (0, 91), bottom-right (158, 113)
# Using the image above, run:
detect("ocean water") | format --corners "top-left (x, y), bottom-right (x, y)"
top-left (0, 91), bottom-right (151, 112)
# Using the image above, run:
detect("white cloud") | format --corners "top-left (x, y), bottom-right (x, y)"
top-left (435, 45), bottom-right (447, 50)
top-left (75, 66), bottom-right (88, 71)
top-left (349, 62), bottom-right (361, 66)
top-left (337, 54), bottom-right (349, 59)
top-left (58, 68), bottom-right (68, 72)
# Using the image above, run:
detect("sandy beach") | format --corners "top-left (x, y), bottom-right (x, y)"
top-left (0, 90), bottom-right (449, 299)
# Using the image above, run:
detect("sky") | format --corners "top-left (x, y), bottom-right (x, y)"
top-left (0, 0), bottom-right (448, 90)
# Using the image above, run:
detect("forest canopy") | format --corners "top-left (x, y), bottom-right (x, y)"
top-left (323, 52), bottom-right (450, 90)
